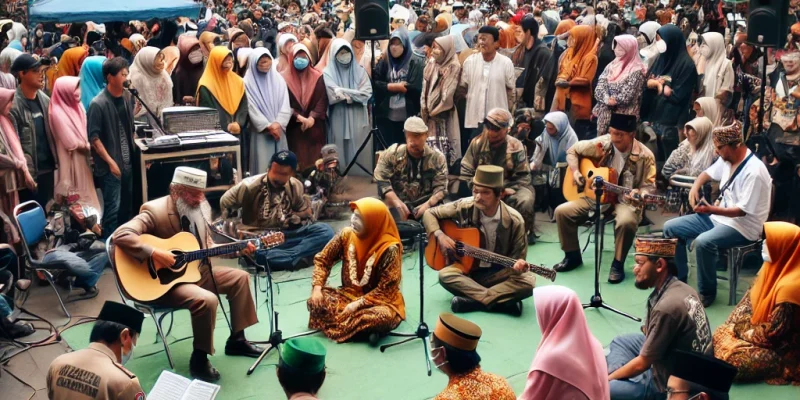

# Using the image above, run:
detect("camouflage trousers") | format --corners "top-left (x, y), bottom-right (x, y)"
top-left (505, 186), bottom-right (536, 234)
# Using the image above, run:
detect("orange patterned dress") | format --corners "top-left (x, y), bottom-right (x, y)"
top-left (434, 367), bottom-right (516, 400)
top-left (307, 228), bottom-right (405, 342)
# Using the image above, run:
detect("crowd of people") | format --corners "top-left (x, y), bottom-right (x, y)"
top-left (2, 0), bottom-right (800, 399)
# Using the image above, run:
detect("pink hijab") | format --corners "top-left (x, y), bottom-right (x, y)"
top-left (606, 34), bottom-right (646, 83)
top-left (0, 88), bottom-right (30, 178)
top-left (520, 285), bottom-right (610, 400)
top-left (49, 77), bottom-right (101, 215)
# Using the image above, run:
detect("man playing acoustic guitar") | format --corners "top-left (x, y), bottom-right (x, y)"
top-left (113, 167), bottom-right (262, 382)
top-left (553, 113), bottom-right (657, 283)
top-left (422, 165), bottom-right (536, 316)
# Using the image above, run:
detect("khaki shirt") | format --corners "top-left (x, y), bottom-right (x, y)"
top-left (566, 135), bottom-right (656, 195)
top-left (374, 143), bottom-right (447, 206)
top-left (460, 134), bottom-right (532, 192)
top-left (220, 173), bottom-right (310, 229)
top-left (47, 342), bottom-right (145, 400)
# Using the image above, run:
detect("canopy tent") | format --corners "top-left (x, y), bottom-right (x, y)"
top-left (28, 0), bottom-right (203, 24)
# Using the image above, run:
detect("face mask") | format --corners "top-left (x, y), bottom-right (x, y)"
top-left (761, 240), bottom-right (771, 263)
top-left (656, 39), bottom-right (667, 54)
top-left (188, 50), bottom-right (204, 64)
top-left (614, 46), bottom-right (626, 58)
top-left (389, 44), bottom-right (404, 59)
top-left (350, 213), bottom-right (364, 234)
top-left (336, 51), bottom-right (352, 65)
top-left (293, 57), bottom-right (309, 70)
top-left (121, 341), bottom-right (135, 365)
top-left (429, 345), bottom-right (449, 369)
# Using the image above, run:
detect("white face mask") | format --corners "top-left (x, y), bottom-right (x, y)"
top-left (336, 51), bottom-right (352, 65)
top-left (429, 345), bottom-right (449, 369)
top-left (188, 50), bottom-right (204, 64)
top-left (350, 212), bottom-right (364, 235)
top-left (121, 341), bottom-right (135, 365)
top-left (656, 39), bottom-right (667, 54)
top-left (761, 239), bottom-right (771, 263)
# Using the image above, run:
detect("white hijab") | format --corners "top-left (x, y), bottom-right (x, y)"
top-left (129, 46), bottom-right (174, 118)
top-left (700, 32), bottom-right (731, 98)
top-left (638, 21), bottom-right (661, 70)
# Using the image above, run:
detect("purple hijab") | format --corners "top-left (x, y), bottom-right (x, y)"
top-left (243, 48), bottom-right (288, 122)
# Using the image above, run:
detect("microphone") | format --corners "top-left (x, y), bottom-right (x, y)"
top-left (123, 80), bottom-right (138, 95)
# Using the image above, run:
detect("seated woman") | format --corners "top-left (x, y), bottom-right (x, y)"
top-left (519, 285), bottom-right (609, 400)
top-left (129, 46), bottom-right (174, 119)
top-left (196, 46), bottom-right (248, 137)
top-left (661, 116), bottom-right (716, 181)
top-left (529, 111), bottom-right (578, 211)
top-left (307, 197), bottom-right (405, 344)
top-left (713, 221), bottom-right (800, 385)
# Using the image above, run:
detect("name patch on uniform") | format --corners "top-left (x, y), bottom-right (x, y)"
top-left (56, 365), bottom-right (101, 398)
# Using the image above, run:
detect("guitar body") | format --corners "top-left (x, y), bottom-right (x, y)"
top-left (425, 220), bottom-right (481, 274)
top-left (562, 158), bottom-right (619, 203)
top-left (114, 232), bottom-right (203, 302)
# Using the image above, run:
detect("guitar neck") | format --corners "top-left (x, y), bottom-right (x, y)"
top-left (459, 243), bottom-right (557, 282)
top-left (183, 240), bottom-right (253, 262)
top-left (603, 182), bottom-right (665, 203)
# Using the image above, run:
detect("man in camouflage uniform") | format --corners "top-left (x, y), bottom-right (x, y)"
top-left (221, 150), bottom-right (334, 270)
top-left (375, 116), bottom-right (448, 221)
top-left (460, 108), bottom-right (536, 244)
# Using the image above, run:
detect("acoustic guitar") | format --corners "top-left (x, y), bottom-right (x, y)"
top-left (425, 220), bottom-right (557, 281)
top-left (114, 231), bottom-right (284, 302)
top-left (562, 158), bottom-right (666, 210)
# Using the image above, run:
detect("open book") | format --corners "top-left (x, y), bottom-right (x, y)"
top-left (148, 371), bottom-right (220, 400)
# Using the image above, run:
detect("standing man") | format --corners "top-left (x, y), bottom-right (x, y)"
top-left (220, 150), bottom-right (334, 271)
top-left (664, 122), bottom-right (771, 307)
top-left (607, 237), bottom-right (713, 400)
top-left (553, 114), bottom-right (656, 283)
top-left (430, 313), bottom-right (516, 400)
top-left (47, 301), bottom-right (145, 400)
top-left (458, 25), bottom-right (515, 153)
top-left (88, 57), bottom-right (135, 237)
top-left (516, 17), bottom-right (552, 111)
top-left (277, 337), bottom-right (328, 400)
top-left (10, 54), bottom-right (57, 207)
top-left (374, 116), bottom-right (448, 221)
top-left (460, 108), bottom-right (536, 245)
top-left (423, 165), bottom-right (536, 316)
top-left (113, 167), bottom-right (262, 382)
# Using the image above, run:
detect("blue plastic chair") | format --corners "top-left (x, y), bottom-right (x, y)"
top-left (13, 201), bottom-right (74, 318)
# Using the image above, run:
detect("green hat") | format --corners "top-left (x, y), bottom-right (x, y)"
top-left (472, 165), bottom-right (504, 190)
top-left (280, 337), bottom-right (327, 374)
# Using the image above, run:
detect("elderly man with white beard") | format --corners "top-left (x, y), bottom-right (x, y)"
top-left (113, 167), bottom-right (261, 383)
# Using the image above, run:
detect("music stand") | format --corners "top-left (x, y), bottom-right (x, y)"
top-left (379, 232), bottom-right (432, 376)
top-left (582, 177), bottom-right (641, 322)
top-left (340, 39), bottom-right (388, 178)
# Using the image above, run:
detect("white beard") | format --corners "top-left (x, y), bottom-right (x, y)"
top-left (175, 198), bottom-right (212, 248)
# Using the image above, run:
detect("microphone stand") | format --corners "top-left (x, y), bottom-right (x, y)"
top-left (125, 85), bottom-right (166, 135)
top-left (582, 176), bottom-right (641, 322)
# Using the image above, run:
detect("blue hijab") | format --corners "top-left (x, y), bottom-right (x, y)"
top-left (388, 27), bottom-right (413, 73)
top-left (8, 40), bottom-right (23, 52)
top-left (79, 56), bottom-right (107, 111)
top-left (541, 111), bottom-right (578, 163)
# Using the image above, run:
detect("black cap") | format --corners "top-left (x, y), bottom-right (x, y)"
top-left (97, 301), bottom-right (145, 334)
top-left (478, 26), bottom-right (500, 42)
top-left (11, 54), bottom-right (42, 74)
top-left (271, 150), bottom-right (298, 170)
top-left (669, 350), bottom-right (737, 393)
top-left (609, 113), bottom-right (638, 133)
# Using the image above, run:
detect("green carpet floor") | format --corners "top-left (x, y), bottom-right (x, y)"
top-left (61, 224), bottom-right (800, 400)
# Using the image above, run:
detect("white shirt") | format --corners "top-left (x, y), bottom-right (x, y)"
top-left (705, 149), bottom-right (771, 241)
top-left (478, 204), bottom-right (502, 268)
top-left (460, 52), bottom-right (515, 128)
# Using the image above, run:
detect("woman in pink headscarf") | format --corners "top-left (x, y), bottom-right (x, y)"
top-left (592, 34), bottom-right (646, 136)
top-left (519, 285), bottom-right (610, 400)
top-left (49, 77), bottom-right (102, 229)
top-left (0, 88), bottom-right (35, 242)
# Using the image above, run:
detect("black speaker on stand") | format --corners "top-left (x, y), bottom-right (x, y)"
top-left (746, 0), bottom-right (790, 48)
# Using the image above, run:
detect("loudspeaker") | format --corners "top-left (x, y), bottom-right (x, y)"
top-left (747, 0), bottom-right (790, 48)
top-left (355, 0), bottom-right (390, 40)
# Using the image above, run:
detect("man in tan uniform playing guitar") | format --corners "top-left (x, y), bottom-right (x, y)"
top-left (113, 167), bottom-right (261, 382)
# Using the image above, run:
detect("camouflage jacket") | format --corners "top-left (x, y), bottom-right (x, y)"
top-left (375, 143), bottom-right (448, 206)
top-left (460, 133), bottom-right (531, 191)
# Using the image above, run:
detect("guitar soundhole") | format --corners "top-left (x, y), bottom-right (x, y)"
top-left (156, 266), bottom-right (187, 285)
top-left (587, 171), bottom-right (594, 179)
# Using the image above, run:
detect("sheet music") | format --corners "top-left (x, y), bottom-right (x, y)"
top-left (181, 380), bottom-right (220, 400)
top-left (148, 371), bottom-right (191, 400)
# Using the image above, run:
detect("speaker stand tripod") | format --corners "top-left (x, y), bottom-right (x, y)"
top-left (582, 177), bottom-right (641, 322)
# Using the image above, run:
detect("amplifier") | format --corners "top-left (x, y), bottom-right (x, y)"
top-left (161, 106), bottom-right (221, 135)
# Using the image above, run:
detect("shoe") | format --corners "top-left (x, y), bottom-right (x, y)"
top-left (608, 261), bottom-right (625, 284)
top-left (292, 256), bottom-right (313, 271)
top-left (700, 294), bottom-right (715, 308)
top-left (368, 332), bottom-right (386, 346)
top-left (450, 296), bottom-right (486, 313)
top-left (189, 356), bottom-right (221, 382)
top-left (496, 301), bottom-right (523, 317)
top-left (527, 231), bottom-right (537, 245)
top-left (553, 256), bottom-right (583, 273)
top-left (79, 286), bottom-right (99, 300)
top-left (224, 339), bottom-right (264, 358)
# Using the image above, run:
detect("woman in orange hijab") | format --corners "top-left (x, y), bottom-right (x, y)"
top-left (49, 46), bottom-right (88, 93)
top-left (713, 221), bottom-right (800, 384)
top-left (308, 197), bottom-right (405, 344)
top-left (196, 47), bottom-right (248, 136)
top-left (553, 25), bottom-right (597, 138)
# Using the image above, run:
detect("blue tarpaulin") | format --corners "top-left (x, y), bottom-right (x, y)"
top-left (29, 0), bottom-right (203, 24)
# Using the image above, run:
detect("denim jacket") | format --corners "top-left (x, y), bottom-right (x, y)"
top-left (9, 87), bottom-right (56, 176)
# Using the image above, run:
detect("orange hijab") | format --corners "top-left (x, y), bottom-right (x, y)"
top-left (349, 198), bottom-right (402, 275)
top-left (750, 222), bottom-right (800, 324)
top-left (553, 19), bottom-right (576, 36)
top-left (51, 46), bottom-right (88, 92)
top-left (558, 25), bottom-right (596, 81)
top-left (196, 47), bottom-right (245, 116)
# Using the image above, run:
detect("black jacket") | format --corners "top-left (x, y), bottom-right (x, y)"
top-left (372, 53), bottom-right (424, 120)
